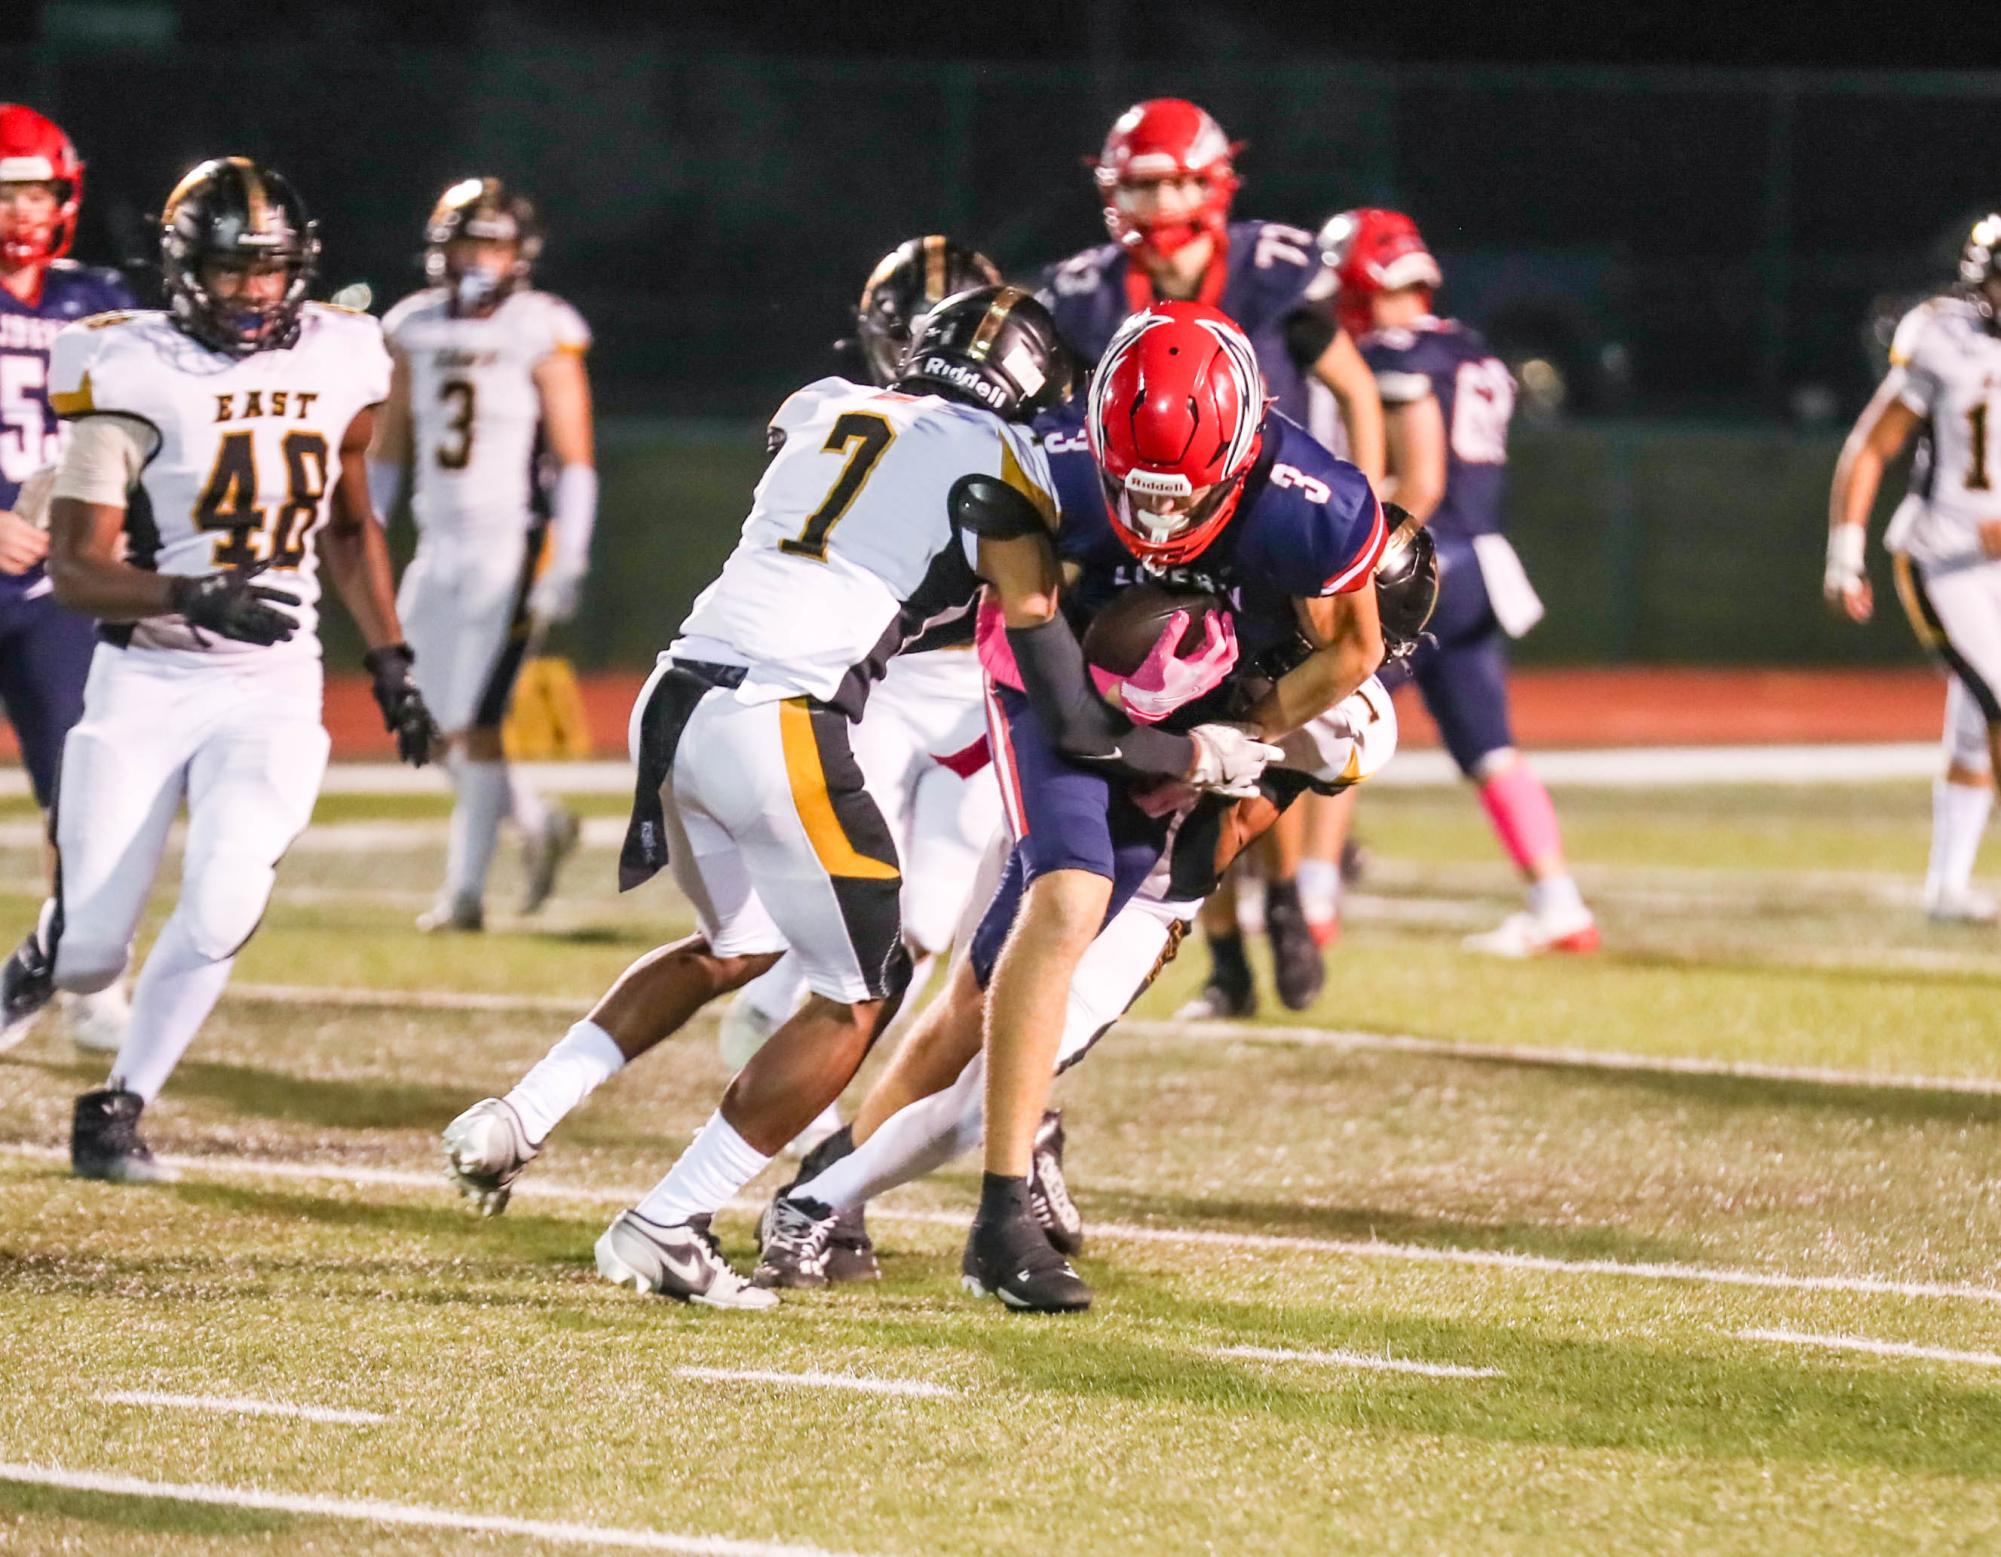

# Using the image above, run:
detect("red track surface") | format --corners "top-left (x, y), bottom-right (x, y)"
top-left (0, 667), bottom-right (1948, 766)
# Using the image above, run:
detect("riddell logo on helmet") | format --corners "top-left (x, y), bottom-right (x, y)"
top-left (920, 355), bottom-right (1004, 407)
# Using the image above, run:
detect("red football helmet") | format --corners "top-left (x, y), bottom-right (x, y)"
top-left (1091, 99), bottom-right (1242, 262)
top-left (0, 104), bottom-right (84, 269)
top-left (1086, 301), bottom-right (1269, 567)
top-left (1318, 207), bottom-right (1441, 338)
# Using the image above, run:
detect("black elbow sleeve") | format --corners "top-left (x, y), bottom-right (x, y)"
top-left (1005, 616), bottom-right (1194, 782)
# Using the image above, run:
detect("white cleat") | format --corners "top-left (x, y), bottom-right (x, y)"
top-left (1463, 905), bottom-right (1601, 959)
top-left (416, 895), bottom-right (484, 934)
top-left (716, 990), bottom-right (782, 1070)
top-left (519, 807), bottom-right (581, 916)
top-left (1925, 882), bottom-right (1999, 925)
top-left (594, 1210), bottom-right (779, 1309)
top-left (63, 984), bottom-right (129, 1055)
top-left (441, 1097), bottom-right (539, 1216)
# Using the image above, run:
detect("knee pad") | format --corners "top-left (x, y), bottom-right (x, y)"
top-left (181, 854), bottom-right (277, 962)
top-left (53, 934), bottom-right (129, 994)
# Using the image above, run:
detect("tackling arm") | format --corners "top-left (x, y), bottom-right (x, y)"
top-left (1244, 586), bottom-right (1385, 739)
top-left (1826, 384), bottom-right (1920, 624)
top-left (1311, 330), bottom-right (1387, 487)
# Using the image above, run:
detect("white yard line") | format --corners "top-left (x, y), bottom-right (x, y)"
top-left (674, 1367), bottom-right (955, 1399)
top-left (6, 1143), bottom-right (1998, 1309)
top-left (0, 1462), bottom-right (862, 1555)
top-left (209, 979), bottom-right (2001, 1098)
top-left (1735, 1327), bottom-right (2001, 1368)
top-left (1119, 1018), bottom-right (2001, 1097)
top-left (1207, 1345), bottom-right (1502, 1379)
top-left (99, 1392), bottom-right (386, 1425)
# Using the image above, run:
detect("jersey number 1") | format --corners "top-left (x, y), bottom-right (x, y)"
top-left (196, 429), bottom-right (330, 570)
top-left (1968, 402), bottom-right (1992, 493)
top-left (780, 411), bottom-right (895, 561)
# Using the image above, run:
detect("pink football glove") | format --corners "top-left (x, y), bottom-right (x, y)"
top-left (1095, 609), bottom-right (1238, 724)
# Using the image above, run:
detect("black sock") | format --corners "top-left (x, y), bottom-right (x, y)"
top-left (1265, 878), bottom-right (1303, 917)
top-left (1207, 930), bottom-right (1250, 980)
top-left (977, 1171), bottom-right (1032, 1224)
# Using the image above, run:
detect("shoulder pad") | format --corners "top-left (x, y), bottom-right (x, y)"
top-left (951, 473), bottom-right (1048, 540)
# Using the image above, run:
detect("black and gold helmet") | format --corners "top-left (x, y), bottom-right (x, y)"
top-left (853, 236), bottom-right (1003, 386)
top-left (1960, 212), bottom-right (2001, 323)
top-left (425, 177), bottom-right (540, 316)
top-left (895, 284), bottom-right (1072, 422)
top-left (160, 157), bottom-right (319, 356)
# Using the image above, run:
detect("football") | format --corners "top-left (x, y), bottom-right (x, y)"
top-left (1081, 582), bottom-right (1229, 676)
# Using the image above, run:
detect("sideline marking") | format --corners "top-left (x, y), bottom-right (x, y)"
top-left (6, 1145), bottom-right (1998, 1309)
top-left (1208, 1345), bottom-right (1502, 1379)
top-left (675, 1367), bottom-right (954, 1399)
top-left (0, 1461), bottom-right (867, 1555)
top-left (1735, 1327), bottom-right (2001, 1368)
top-left (100, 1392), bottom-right (385, 1425)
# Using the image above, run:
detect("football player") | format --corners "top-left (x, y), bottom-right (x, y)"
top-left (0, 104), bottom-right (137, 1055)
top-left (1321, 208), bottom-right (1597, 956)
top-left (719, 236), bottom-right (1007, 1078)
top-left (371, 179), bottom-right (596, 931)
top-left (0, 158), bottom-right (439, 1178)
top-left (1827, 213), bottom-right (2001, 923)
top-left (442, 287), bottom-right (1078, 1306)
top-left (1038, 99), bottom-right (1385, 1019)
top-left (959, 301), bottom-right (1386, 1309)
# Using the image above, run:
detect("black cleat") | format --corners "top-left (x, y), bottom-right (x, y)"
top-left (0, 931), bottom-right (56, 1054)
top-left (1175, 931), bottom-right (1256, 1020)
top-left (771, 1126), bottom-right (881, 1284)
top-left (1265, 879), bottom-right (1325, 1012)
top-left (71, 1088), bottom-right (178, 1184)
top-left (1029, 1109), bottom-right (1084, 1257)
top-left (962, 1206), bottom-right (1091, 1313)
top-left (754, 1195), bottom-right (837, 1289)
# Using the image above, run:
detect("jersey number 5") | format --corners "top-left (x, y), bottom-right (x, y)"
top-left (780, 411), bottom-right (895, 561)
top-left (195, 429), bottom-right (330, 570)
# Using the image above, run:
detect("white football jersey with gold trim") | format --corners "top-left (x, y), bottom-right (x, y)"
top-left (1886, 295), bottom-right (2001, 565)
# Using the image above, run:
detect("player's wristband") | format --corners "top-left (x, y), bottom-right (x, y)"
top-left (1823, 524), bottom-right (1866, 594)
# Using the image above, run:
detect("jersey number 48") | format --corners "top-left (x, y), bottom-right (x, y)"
top-left (195, 429), bottom-right (329, 570)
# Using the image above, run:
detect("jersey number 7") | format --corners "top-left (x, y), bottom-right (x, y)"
top-left (780, 411), bottom-right (895, 561)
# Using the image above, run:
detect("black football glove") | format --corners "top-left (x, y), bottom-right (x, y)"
top-left (167, 564), bottom-right (299, 647)
top-left (363, 644), bottom-right (442, 767)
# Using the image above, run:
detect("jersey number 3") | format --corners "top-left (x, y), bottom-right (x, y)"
top-left (196, 429), bottom-right (330, 570)
top-left (780, 411), bottom-right (895, 561)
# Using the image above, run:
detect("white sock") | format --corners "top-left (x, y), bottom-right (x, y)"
top-left (633, 1111), bottom-right (770, 1226)
top-left (1929, 779), bottom-right (1993, 896)
top-left (109, 915), bottom-right (236, 1102)
top-left (1297, 858), bottom-right (1342, 921)
top-left (445, 759), bottom-right (510, 906)
top-left (507, 765), bottom-right (550, 837)
top-left (1528, 873), bottom-right (1586, 921)
top-left (503, 1019), bottom-right (626, 1143)
top-left (794, 1061), bottom-right (985, 1210)
top-left (740, 955), bottom-right (809, 1026)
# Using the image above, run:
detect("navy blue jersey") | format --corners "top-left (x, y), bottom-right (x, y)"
top-left (1037, 221), bottom-right (1332, 425)
top-left (1034, 405), bottom-right (1384, 678)
top-left (1358, 315), bottom-right (1514, 540)
top-left (0, 262), bottom-right (136, 598)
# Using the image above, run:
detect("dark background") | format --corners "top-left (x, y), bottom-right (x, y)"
top-left (11, 0), bottom-right (2000, 665)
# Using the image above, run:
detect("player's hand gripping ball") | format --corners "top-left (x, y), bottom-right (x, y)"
top-left (1082, 582), bottom-right (1236, 722)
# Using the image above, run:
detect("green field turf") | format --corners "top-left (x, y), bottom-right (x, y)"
top-left (3, 778), bottom-right (2000, 1554)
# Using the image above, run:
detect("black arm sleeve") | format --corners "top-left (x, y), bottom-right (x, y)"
top-left (1006, 615), bottom-right (1195, 782)
top-left (1282, 305), bottom-right (1339, 373)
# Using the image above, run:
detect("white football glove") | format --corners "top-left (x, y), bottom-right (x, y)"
top-left (528, 562), bottom-right (585, 625)
top-left (1187, 722), bottom-right (1283, 798)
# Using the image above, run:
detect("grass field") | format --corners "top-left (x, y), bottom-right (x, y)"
top-left (3, 774), bottom-right (2001, 1553)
